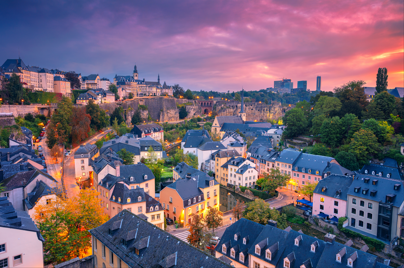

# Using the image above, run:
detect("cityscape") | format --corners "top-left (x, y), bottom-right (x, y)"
top-left (0, 1), bottom-right (403, 268)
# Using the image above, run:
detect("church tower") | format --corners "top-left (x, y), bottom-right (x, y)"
top-left (133, 65), bottom-right (138, 80)
top-left (239, 89), bottom-right (246, 122)
top-left (158, 74), bottom-right (160, 84)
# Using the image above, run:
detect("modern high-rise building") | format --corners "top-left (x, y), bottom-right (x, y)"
top-left (274, 79), bottom-right (293, 89)
top-left (316, 76), bottom-right (321, 91)
top-left (297, 80), bottom-right (307, 90)
top-left (274, 80), bottom-right (282, 88)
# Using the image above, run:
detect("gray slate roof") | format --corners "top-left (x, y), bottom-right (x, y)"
top-left (216, 116), bottom-right (244, 126)
top-left (100, 135), bottom-right (140, 156)
top-left (276, 149), bottom-right (302, 164)
top-left (360, 163), bottom-right (402, 180)
top-left (211, 149), bottom-right (241, 159)
top-left (293, 153), bottom-right (334, 176)
top-left (24, 180), bottom-right (59, 210)
top-left (323, 163), bottom-right (354, 176)
top-left (89, 211), bottom-right (231, 268)
top-left (74, 144), bottom-right (98, 159)
top-left (313, 175), bottom-right (354, 201)
top-left (181, 129), bottom-right (211, 142)
top-left (198, 141), bottom-right (226, 151)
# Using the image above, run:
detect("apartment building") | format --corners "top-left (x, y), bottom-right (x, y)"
top-left (89, 211), bottom-right (231, 268)
top-left (38, 68), bottom-right (54, 92)
top-left (74, 143), bottom-right (98, 180)
top-left (225, 157), bottom-right (257, 187)
top-left (0, 197), bottom-right (44, 268)
top-left (160, 172), bottom-right (219, 225)
top-left (53, 76), bottom-right (71, 96)
top-left (131, 123), bottom-right (164, 142)
top-left (81, 74), bottom-right (100, 89)
top-left (212, 149), bottom-right (240, 185)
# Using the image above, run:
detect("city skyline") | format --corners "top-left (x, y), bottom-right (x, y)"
top-left (0, 0), bottom-right (402, 92)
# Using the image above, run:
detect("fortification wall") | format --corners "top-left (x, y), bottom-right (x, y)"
top-left (215, 101), bottom-right (284, 122)
top-left (0, 105), bottom-right (52, 117)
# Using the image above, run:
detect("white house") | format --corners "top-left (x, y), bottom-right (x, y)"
top-left (227, 157), bottom-right (257, 187)
top-left (74, 143), bottom-right (98, 180)
top-left (197, 141), bottom-right (226, 171)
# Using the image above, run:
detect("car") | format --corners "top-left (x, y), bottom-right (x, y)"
top-left (40, 132), bottom-right (45, 137)
top-left (210, 236), bottom-right (219, 245)
top-left (38, 145), bottom-right (43, 152)
top-left (166, 218), bottom-right (174, 225)
top-left (35, 139), bottom-right (40, 143)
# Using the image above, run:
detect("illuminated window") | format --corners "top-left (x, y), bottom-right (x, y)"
top-left (320, 197), bottom-right (324, 202)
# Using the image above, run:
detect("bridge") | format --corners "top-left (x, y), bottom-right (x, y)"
top-left (197, 100), bottom-right (214, 115)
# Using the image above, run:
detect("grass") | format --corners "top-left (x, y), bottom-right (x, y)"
top-left (161, 166), bottom-right (173, 178)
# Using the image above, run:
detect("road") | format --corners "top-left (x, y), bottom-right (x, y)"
top-left (171, 189), bottom-right (299, 242)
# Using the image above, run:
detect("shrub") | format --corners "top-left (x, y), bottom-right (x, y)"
top-left (338, 217), bottom-right (347, 230)
top-left (341, 228), bottom-right (385, 252)
top-left (282, 206), bottom-right (297, 219)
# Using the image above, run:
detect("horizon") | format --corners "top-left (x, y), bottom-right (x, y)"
top-left (0, 0), bottom-right (403, 92)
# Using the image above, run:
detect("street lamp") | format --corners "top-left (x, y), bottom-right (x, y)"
top-left (21, 99), bottom-right (24, 105)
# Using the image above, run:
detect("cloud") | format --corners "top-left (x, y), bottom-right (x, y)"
top-left (0, 0), bottom-right (402, 91)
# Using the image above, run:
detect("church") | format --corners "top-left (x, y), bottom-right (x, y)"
top-left (113, 65), bottom-right (173, 97)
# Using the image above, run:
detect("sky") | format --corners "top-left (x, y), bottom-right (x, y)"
top-left (0, 0), bottom-right (403, 92)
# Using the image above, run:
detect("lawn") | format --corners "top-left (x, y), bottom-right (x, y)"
top-left (161, 166), bottom-right (173, 178)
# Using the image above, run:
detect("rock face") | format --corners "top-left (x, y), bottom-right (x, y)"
top-left (215, 101), bottom-right (285, 122)
top-left (185, 105), bottom-right (202, 119)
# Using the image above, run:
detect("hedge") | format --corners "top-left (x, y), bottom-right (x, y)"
top-left (28, 92), bottom-right (62, 104)
top-left (340, 228), bottom-right (385, 252)
top-left (239, 186), bottom-right (273, 200)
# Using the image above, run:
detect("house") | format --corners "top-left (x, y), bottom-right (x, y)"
top-left (53, 76), bottom-right (71, 96)
top-left (74, 143), bottom-right (98, 180)
top-left (0, 197), bottom-right (45, 268)
top-left (99, 78), bottom-right (111, 91)
top-left (181, 128), bottom-right (211, 149)
top-left (346, 175), bottom-right (404, 242)
top-left (9, 127), bottom-right (33, 149)
top-left (212, 116), bottom-right (244, 137)
top-left (258, 150), bottom-right (280, 178)
top-left (100, 134), bottom-right (141, 164)
top-left (172, 162), bottom-right (202, 182)
top-left (267, 127), bottom-right (284, 147)
top-left (139, 137), bottom-right (164, 160)
top-left (38, 68), bottom-right (54, 92)
top-left (221, 132), bottom-right (247, 157)
top-left (131, 123), bottom-right (164, 142)
top-left (81, 74), bottom-right (100, 89)
top-left (206, 149), bottom-right (241, 180)
top-left (313, 175), bottom-right (354, 221)
top-left (216, 218), bottom-right (392, 268)
top-left (225, 157), bottom-right (257, 187)
top-left (364, 87), bottom-right (376, 101)
top-left (0, 169), bottom-right (57, 211)
top-left (274, 149), bottom-right (302, 182)
top-left (0, 146), bottom-right (45, 179)
top-left (359, 158), bottom-right (403, 180)
top-left (389, 87), bottom-right (404, 98)
top-left (159, 171), bottom-right (219, 225)
top-left (76, 88), bottom-right (115, 105)
top-left (197, 141), bottom-right (226, 170)
top-left (323, 162), bottom-right (354, 177)
top-left (89, 211), bottom-right (230, 268)
top-left (24, 180), bottom-right (59, 220)
top-left (91, 148), bottom-right (123, 186)
top-left (248, 136), bottom-right (273, 175)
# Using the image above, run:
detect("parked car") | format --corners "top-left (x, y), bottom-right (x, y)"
top-left (40, 132), bottom-right (45, 137)
top-left (166, 218), bottom-right (174, 225)
top-left (38, 145), bottom-right (43, 152)
top-left (210, 236), bottom-right (219, 245)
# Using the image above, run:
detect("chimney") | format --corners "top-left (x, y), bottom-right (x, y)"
top-left (186, 173), bottom-right (191, 179)
top-left (268, 219), bottom-right (277, 227)
top-left (324, 233), bottom-right (336, 243)
top-left (114, 161), bottom-right (121, 177)
top-left (7, 152), bottom-right (10, 161)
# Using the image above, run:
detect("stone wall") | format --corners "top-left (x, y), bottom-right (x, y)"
top-left (185, 105), bottom-right (202, 119)
top-left (215, 101), bottom-right (285, 122)
top-left (0, 104), bottom-right (53, 118)
top-left (0, 114), bottom-right (16, 126)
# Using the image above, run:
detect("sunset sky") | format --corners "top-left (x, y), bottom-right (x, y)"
top-left (0, 0), bottom-right (403, 92)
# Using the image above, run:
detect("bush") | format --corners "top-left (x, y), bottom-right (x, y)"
top-left (28, 91), bottom-right (62, 104)
top-left (138, 105), bottom-right (148, 110)
top-left (341, 228), bottom-right (385, 252)
top-left (282, 206), bottom-right (297, 218)
top-left (239, 186), bottom-right (273, 199)
top-left (338, 217), bottom-right (347, 230)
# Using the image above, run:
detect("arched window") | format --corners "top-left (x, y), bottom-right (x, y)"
top-left (127, 198), bottom-right (131, 203)
top-left (130, 176), bottom-right (134, 181)
top-left (150, 206), bottom-right (154, 212)
top-left (155, 205), bottom-right (159, 210)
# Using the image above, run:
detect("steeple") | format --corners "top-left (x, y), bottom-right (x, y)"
top-left (133, 65), bottom-right (138, 80)
top-left (158, 74), bottom-right (160, 84)
top-left (134, 65), bottom-right (138, 74)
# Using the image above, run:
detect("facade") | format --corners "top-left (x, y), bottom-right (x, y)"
top-left (346, 175), bottom-right (404, 242)
top-left (221, 131), bottom-right (246, 157)
top-left (216, 218), bottom-right (391, 268)
top-left (131, 123), bottom-right (164, 142)
top-left (297, 80), bottom-right (307, 91)
top-left (53, 76), bottom-right (71, 96)
top-left (226, 157), bottom-right (257, 187)
top-left (181, 128), bottom-right (211, 149)
top-left (316, 76), bottom-right (321, 91)
top-left (139, 137), bottom-right (164, 160)
top-left (38, 68), bottom-right (54, 92)
top-left (100, 134), bottom-right (141, 164)
top-left (76, 88), bottom-right (115, 105)
top-left (24, 180), bottom-right (58, 220)
top-left (74, 143), bottom-right (99, 179)
top-left (313, 175), bottom-right (354, 220)
top-left (212, 150), bottom-right (241, 184)
top-left (81, 74), bottom-right (100, 89)
top-left (267, 127), bottom-right (283, 148)
top-left (160, 171), bottom-right (219, 225)
top-left (99, 78), bottom-right (111, 91)
top-left (197, 141), bottom-right (226, 170)
top-left (89, 211), bottom-right (230, 268)
top-left (0, 197), bottom-right (45, 268)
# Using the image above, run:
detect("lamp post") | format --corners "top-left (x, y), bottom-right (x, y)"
top-left (21, 99), bottom-right (24, 105)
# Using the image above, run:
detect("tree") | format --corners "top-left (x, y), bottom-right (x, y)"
top-left (335, 151), bottom-right (359, 171)
top-left (46, 122), bottom-right (58, 149)
top-left (4, 73), bottom-right (28, 104)
top-left (334, 80), bottom-right (368, 110)
top-left (298, 183), bottom-right (318, 202)
top-left (314, 96), bottom-right (342, 116)
top-left (338, 100), bottom-right (363, 119)
top-left (71, 107), bottom-right (91, 145)
top-left (340, 114), bottom-right (360, 141)
top-left (34, 188), bottom-right (108, 265)
top-left (64, 72), bottom-right (81, 89)
top-left (349, 129), bottom-right (381, 166)
top-left (310, 143), bottom-right (332, 157)
top-left (234, 93), bottom-right (241, 102)
top-left (184, 89), bottom-right (194, 100)
top-left (51, 96), bottom-right (74, 145)
top-left (131, 109), bottom-right (142, 125)
top-left (320, 116), bottom-right (342, 148)
top-left (363, 91), bottom-right (396, 120)
top-left (179, 106), bottom-right (188, 119)
top-left (256, 168), bottom-right (289, 196)
top-left (187, 213), bottom-right (205, 248)
top-left (184, 153), bottom-right (198, 169)
top-left (205, 207), bottom-right (223, 235)
top-left (110, 107), bottom-right (124, 125)
top-left (108, 84), bottom-right (120, 100)
top-left (24, 113), bottom-right (35, 122)
top-left (232, 200), bottom-right (244, 221)
top-left (243, 199), bottom-right (287, 228)
top-left (172, 84), bottom-right (184, 98)
top-left (376, 67), bottom-right (388, 94)
top-left (283, 108), bottom-right (307, 138)
top-left (128, 92), bottom-right (134, 99)
top-left (86, 99), bottom-right (108, 130)
top-left (117, 149), bottom-right (134, 165)
top-left (310, 114), bottom-right (326, 136)
top-left (112, 117), bottom-right (119, 134)
top-left (117, 121), bottom-right (130, 136)
top-left (361, 118), bottom-right (389, 145)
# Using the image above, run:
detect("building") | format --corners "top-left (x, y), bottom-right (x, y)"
top-left (100, 134), bottom-right (141, 164)
top-left (0, 197), bottom-right (45, 268)
top-left (211, 150), bottom-right (241, 184)
top-left (89, 211), bottom-right (230, 268)
top-left (159, 171), bottom-right (219, 225)
top-left (181, 128), bottom-right (211, 149)
top-left (297, 81), bottom-right (307, 91)
top-left (274, 79), bottom-right (293, 90)
top-left (76, 88), bottom-right (115, 105)
top-left (38, 68), bottom-right (54, 92)
top-left (131, 123), bottom-right (164, 142)
top-left (316, 76), bottom-right (321, 91)
top-left (225, 157), bottom-right (257, 187)
top-left (9, 126), bottom-right (33, 149)
top-left (221, 131), bottom-right (246, 156)
top-left (0, 169), bottom-right (57, 211)
top-left (139, 137), bottom-right (164, 160)
top-left (389, 87), bottom-right (404, 98)
top-left (216, 218), bottom-right (392, 268)
top-left (274, 148), bottom-right (301, 178)
top-left (398, 203), bottom-right (404, 239)
top-left (91, 148), bottom-right (123, 186)
top-left (313, 175), bottom-right (354, 221)
top-left (172, 162), bottom-right (204, 182)
top-left (346, 174), bottom-right (404, 242)
top-left (212, 116), bottom-right (244, 136)
top-left (267, 127), bottom-right (283, 148)
top-left (359, 158), bottom-right (403, 180)
top-left (81, 74), bottom-right (100, 89)
top-left (99, 78), bottom-right (111, 91)
top-left (53, 76), bottom-right (71, 96)
top-left (24, 180), bottom-right (59, 220)
top-left (364, 87), bottom-right (376, 101)
top-left (74, 143), bottom-right (98, 180)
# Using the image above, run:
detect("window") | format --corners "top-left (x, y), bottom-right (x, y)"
top-left (214, 199), bottom-right (217, 205)
top-left (255, 245), bottom-right (260, 255)
top-left (207, 192), bottom-right (210, 198)
top-left (243, 238), bottom-right (247, 245)
top-left (0, 244), bottom-right (5, 253)
top-left (234, 234), bottom-right (238, 241)
top-left (334, 209), bottom-right (338, 214)
top-left (368, 203), bottom-right (373, 209)
top-left (359, 220), bottom-right (363, 227)
top-left (266, 250), bottom-right (271, 260)
top-left (230, 249), bottom-right (235, 258)
top-left (150, 206), bottom-right (154, 212)
top-left (138, 206), bottom-right (142, 213)
top-left (198, 196), bottom-right (201, 202)
top-left (351, 218), bottom-right (355, 227)
top-left (127, 198), bottom-right (131, 203)
top-left (352, 208), bottom-right (356, 214)
top-left (94, 237), bottom-right (97, 251)
top-left (367, 213), bottom-right (372, 219)
top-left (239, 252), bottom-right (245, 263)
top-left (110, 250), bottom-right (114, 266)
top-left (360, 200), bottom-right (364, 207)
top-left (367, 223), bottom-right (372, 230)
top-left (138, 196), bottom-right (141, 202)
top-left (167, 204), bottom-right (169, 210)
top-left (352, 198), bottom-right (356, 204)
top-left (334, 201), bottom-right (339, 206)
top-left (193, 197), bottom-right (196, 203)
top-left (214, 189), bottom-right (217, 196)
top-left (82, 172), bottom-right (86, 176)
top-left (102, 245), bottom-right (106, 258)
top-left (146, 183), bottom-right (149, 188)
top-left (81, 160), bottom-right (84, 164)
top-left (0, 258), bottom-right (8, 268)
top-left (348, 259), bottom-right (353, 267)
top-left (320, 197), bottom-right (324, 202)
top-left (188, 208), bottom-right (191, 215)
top-left (174, 207), bottom-right (176, 213)
top-left (188, 199), bottom-right (191, 205)
top-left (81, 166), bottom-right (85, 170)
top-left (284, 259), bottom-right (290, 268)
top-left (157, 214), bottom-right (160, 220)
top-left (222, 245), bottom-right (227, 254)
top-left (253, 261), bottom-right (261, 268)
top-left (320, 205), bottom-right (324, 210)
top-left (359, 210), bottom-right (364, 217)
top-left (152, 215), bottom-right (155, 221)
top-left (336, 255), bottom-right (341, 263)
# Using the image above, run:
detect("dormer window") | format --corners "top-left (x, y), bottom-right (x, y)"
top-left (266, 250), bottom-right (271, 260)
top-left (193, 197), bottom-right (196, 203)
top-left (130, 176), bottom-right (134, 182)
top-left (155, 205), bottom-right (159, 210)
top-left (370, 190), bottom-right (377, 197)
top-left (150, 206), bottom-right (153, 212)
top-left (336, 254), bottom-right (341, 263)
top-left (364, 178), bottom-right (370, 183)
top-left (209, 181), bottom-right (214, 187)
top-left (364, 170), bottom-right (368, 174)
top-left (308, 169), bottom-right (311, 173)
top-left (372, 180), bottom-right (378, 185)
top-left (255, 245), bottom-right (260, 255)
top-left (234, 234), bottom-right (238, 241)
top-left (118, 197), bottom-right (121, 202)
top-left (354, 187), bottom-right (361, 193)
top-left (294, 235), bottom-right (302, 246)
top-left (239, 252), bottom-right (245, 263)
top-left (144, 175), bottom-right (148, 180)
top-left (302, 168), bottom-right (305, 172)
top-left (394, 184), bottom-right (401, 190)
top-left (243, 238), bottom-right (247, 245)
top-left (106, 183), bottom-right (109, 188)
top-left (316, 170), bottom-right (319, 175)
top-left (371, 171), bottom-right (375, 175)
top-left (284, 259), bottom-right (290, 268)
top-left (362, 189), bottom-right (368, 195)
top-left (295, 167), bottom-right (298, 171)
top-left (387, 173), bottom-right (391, 178)
top-left (188, 199), bottom-right (191, 205)
top-left (348, 259), bottom-right (353, 267)
top-left (222, 244), bottom-right (227, 254)
top-left (138, 196), bottom-right (141, 201)
top-left (127, 198), bottom-right (131, 203)
top-left (198, 196), bottom-right (201, 202)
top-left (311, 241), bottom-right (319, 253)
top-left (378, 172), bottom-right (382, 177)
top-left (113, 196), bottom-right (115, 201)
top-left (230, 249), bottom-right (235, 258)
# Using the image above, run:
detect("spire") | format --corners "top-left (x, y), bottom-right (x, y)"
top-left (240, 89), bottom-right (245, 113)
top-left (134, 65), bottom-right (138, 74)
top-left (158, 74), bottom-right (160, 84)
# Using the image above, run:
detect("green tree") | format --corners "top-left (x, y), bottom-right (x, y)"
top-left (334, 80), bottom-right (368, 109)
top-left (340, 114), bottom-right (360, 141)
top-left (283, 108), bottom-right (308, 138)
top-left (64, 72), bottom-right (81, 89)
top-left (310, 114), bottom-right (326, 136)
top-left (310, 143), bottom-right (332, 157)
top-left (232, 200), bottom-right (244, 221)
top-left (184, 153), bottom-right (198, 169)
top-left (179, 106), bottom-right (188, 119)
top-left (349, 129), bottom-right (381, 166)
top-left (117, 121), bottom-right (130, 136)
top-left (205, 207), bottom-right (223, 235)
top-left (320, 116), bottom-right (342, 148)
top-left (173, 84), bottom-right (184, 98)
top-left (234, 93), bottom-right (241, 102)
top-left (256, 168), bottom-right (289, 196)
top-left (243, 199), bottom-right (287, 228)
top-left (112, 117), bottom-right (119, 134)
top-left (110, 107), bottom-right (124, 125)
top-left (117, 149), bottom-right (134, 165)
top-left (298, 183), bottom-right (318, 202)
top-left (86, 99), bottom-right (108, 130)
top-left (314, 96), bottom-right (342, 116)
top-left (335, 151), bottom-right (359, 171)
top-left (46, 122), bottom-right (57, 149)
top-left (184, 89), bottom-right (194, 100)
top-left (51, 96), bottom-right (73, 144)
top-left (361, 118), bottom-right (388, 145)
top-left (363, 91), bottom-right (396, 120)
top-left (131, 109), bottom-right (142, 125)
top-left (108, 84), bottom-right (119, 100)
top-left (128, 92), bottom-right (134, 99)
top-left (376, 68), bottom-right (388, 94)
top-left (5, 73), bottom-right (28, 104)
